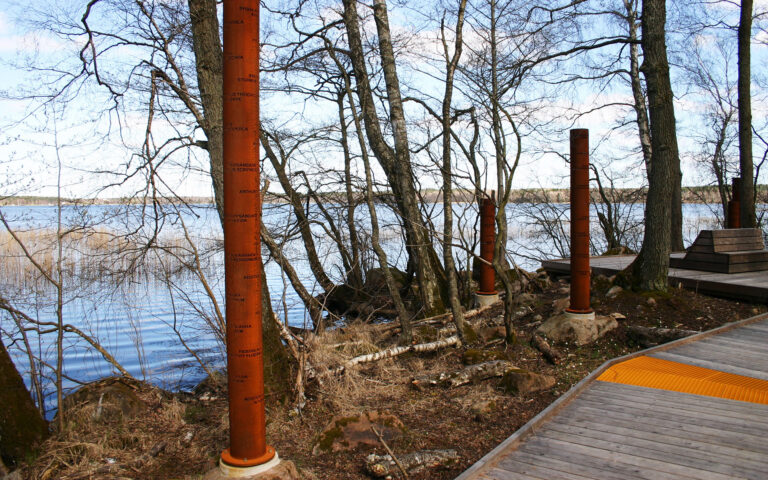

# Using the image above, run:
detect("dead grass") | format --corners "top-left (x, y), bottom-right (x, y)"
top-left (0, 227), bottom-right (205, 288)
top-left (13, 278), bottom-right (767, 480)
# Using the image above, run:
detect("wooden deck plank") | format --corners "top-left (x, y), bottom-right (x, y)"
top-left (516, 436), bottom-right (733, 479)
top-left (586, 379), bottom-right (768, 421)
top-left (543, 255), bottom-right (768, 302)
top-left (532, 426), bottom-right (762, 478)
top-left (489, 459), bottom-right (590, 480)
top-left (559, 404), bottom-right (768, 453)
top-left (554, 413), bottom-right (768, 463)
top-left (700, 335), bottom-right (768, 350)
top-left (574, 393), bottom-right (768, 436)
top-left (588, 381), bottom-right (768, 415)
top-left (458, 315), bottom-right (768, 480)
top-left (513, 440), bottom-right (687, 480)
top-left (668, 340), bottom-right (768, 361)
top-left (507, 449), bottom-right (648, 480)
top-left (663, 343), bottom-right (768, 372)
top-left (544, 419), bottom-right (768, 470)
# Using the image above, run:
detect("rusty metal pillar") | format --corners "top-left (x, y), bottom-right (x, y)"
top-left (220, 0), bottom-right (278, 474)
top-left (478, 193), bottom-right (497, 295)
top-left (728, 177), bottom-right (742, 229)
top-left (567, 129), bottom-right (593, 315)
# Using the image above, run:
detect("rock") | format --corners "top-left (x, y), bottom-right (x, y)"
top-left (363, 267), bottom-right (406, 293)
top-left (536, 313), bottom-right (618, 346)
top-left (365, 450), bottom-right (460, 478)
top-left (532, 314), bottom-right (543, 322)
top-left (647, 297), bottom-right (657, 306)
top-left (61, 377), bottom-right (156, 424)
top-left (609, 312), bottom-right (626, 321)
top-left (470, 400), bottom-right (496, 417)
top-left (515, 293), bottom-right (536, 306)
top-left (552, 297), bottom-right (569, 313)
top-left (476, 326), bottom-right (506, 343)
top-left (558, 286), bottom-right (570, 294)
top-left (412, 360), bottom-right (516, 389)
top-left (499, 369), bottom-right (556, 395)
top-left (606, 285), bottom-right (623, 298)
top-left (312, 411), bottom-right (405, 455)
top-left (203, 460), bottom-right (300, 480)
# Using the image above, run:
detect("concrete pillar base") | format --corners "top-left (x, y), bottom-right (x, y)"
top-left (204, 455), bottom-right (300, 479)
top-left (475, 292), bottom-right (500, 308)
top-left (564, 310), bottom-right (595, 322)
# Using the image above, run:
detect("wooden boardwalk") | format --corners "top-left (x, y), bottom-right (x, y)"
top-left (542, 254), bottom-right (768, 302)
top-left (456, 314), bottom-right (768, 480)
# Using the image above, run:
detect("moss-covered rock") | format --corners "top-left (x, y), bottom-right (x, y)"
top-left (461, 348), bottom-right (508, 365)
top-left (312, 411), bottom-right (406, 455)
top-left (498, 369), bottom-right (556, 395)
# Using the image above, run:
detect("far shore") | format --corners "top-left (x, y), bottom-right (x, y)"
top-left (2, 185), bottom-right (764, 207)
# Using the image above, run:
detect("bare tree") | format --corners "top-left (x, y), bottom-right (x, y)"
top-left (627, 0), bottom-right (681, 290)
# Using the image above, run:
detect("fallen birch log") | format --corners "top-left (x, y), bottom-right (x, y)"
top-left (378, 304), bottom-right (498, 333)
top-left (410, 360), bottom-right (517, 389)
top-left (531, 334), bottom-right (562, 365)
top-left (626, 325), bottom-right (698, 348)
top-left (329, 336), bottom-right (461, 376)
top-left (365, 450), bottom-right (460, 478)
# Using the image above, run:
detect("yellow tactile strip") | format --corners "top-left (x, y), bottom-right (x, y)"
top-left (597, 355), bottom-right (768, 404)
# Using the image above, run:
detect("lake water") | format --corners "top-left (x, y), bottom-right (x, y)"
top-left (0, 201), bottom-right (727, 416)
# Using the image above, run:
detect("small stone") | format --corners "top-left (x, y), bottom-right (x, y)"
top-left (533, 314), bottom-right (543, 322)
top-left (515, 293), bottom-right (536, 306)
top-left (610, 313), bottom-right (626, 321)
top-left (499, 369), bottom-right (556, 395)
top-left (647, 297), bottom-right (657, 306)
top-left (536, 313), bottom-right (618, 346)
top-left (203, 460), bottom-right (300, 480)
top-left (552, 297), bottom-right (570, 313)
top-left (470, 400), bottom-right (496, 417)
top-left (558, 286), bottom-right (570, 294)
top-left (606, 286), bottom-right (623, 298)
top-left (312, 411), bottom-right (405, 455)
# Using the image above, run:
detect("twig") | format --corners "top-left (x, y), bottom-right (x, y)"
top-left (371, 425), bottom-right (409, 479)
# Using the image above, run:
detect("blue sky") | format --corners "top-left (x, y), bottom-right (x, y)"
top-left (0, 0), bottom-right (767, 199)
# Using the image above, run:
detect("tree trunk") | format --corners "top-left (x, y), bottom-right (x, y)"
top-left (188, 0), bottom-right (224, 220)
top-left (626, 0), bottom-right (652, 175)
top-left (342, 0), bottom-right (448, 316)
top-left (738, 0), bottom-right (755, 228)
top-left (0, 340), bottom-right (49, 468)
top-left (441, 0), bottom-right (468, 339)
top-left (628, 0), bottom-right (680, 291)
top-left (186, 0), bottom-right (292, 390)
top-left (338, 93), bottom-right (364, 290)
top-left (261, 131), bottom-right (335, 293)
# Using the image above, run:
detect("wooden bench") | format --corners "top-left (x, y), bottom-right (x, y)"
top-left (670, 228), bottom-right (768, 273)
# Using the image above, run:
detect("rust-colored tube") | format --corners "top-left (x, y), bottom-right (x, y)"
top-left (567, 129), bottom-right (592, 314)
top-left (220, 0), bottom-right (275, 468)
top-left (728, 177), bottom-right (742, 229)
top-left (478, 194), bottom-right (497, 294)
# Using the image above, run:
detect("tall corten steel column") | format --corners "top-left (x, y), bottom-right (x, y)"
top-left (220, 0), bottom-right (278, 474)
top-left (478, 195), bottom-right (497, 295)
top-left (567, 129), bottom-right (593, 315)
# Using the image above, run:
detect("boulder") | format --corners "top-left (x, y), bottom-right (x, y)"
top-left (536, 313), bottom-right (618, 346)
top-left (499, 369), bottom-right (556, 395)
top-left (363, 268), bottom-right (407, 293)
top-left (606, 285), bottom-right (624, 299)
top-left (312, 411), bottom-right (405, 455)
top-left (203, 460), bottom-right (300, 480)
top-left (551, 297), bottom-right (569, 313)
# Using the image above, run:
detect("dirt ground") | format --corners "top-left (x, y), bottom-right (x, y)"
top-left (13, 274), bottom-right (766, 480)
